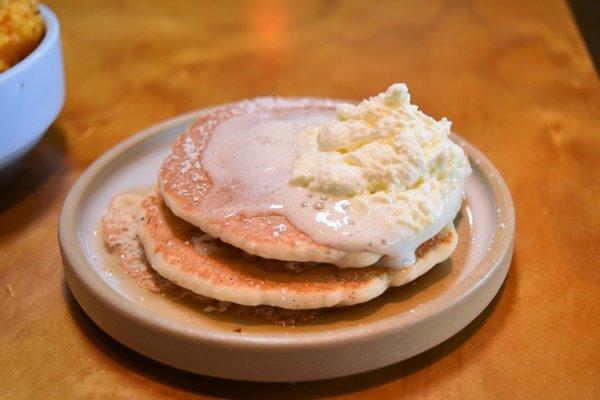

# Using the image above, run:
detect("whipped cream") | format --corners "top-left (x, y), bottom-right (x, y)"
top-left (290, 83), bottom-right (471, 265)
top-left (199, 84), bottom-right (470, 268)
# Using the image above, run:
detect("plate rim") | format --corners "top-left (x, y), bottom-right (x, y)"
top-left (59, 99), bottom-right (514, 365)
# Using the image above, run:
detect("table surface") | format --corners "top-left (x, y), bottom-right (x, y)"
top-left (1, 0), bottom-right (599, 398)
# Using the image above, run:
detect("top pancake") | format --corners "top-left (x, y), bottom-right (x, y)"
top-left (159, 98), bottom-right (383, 267)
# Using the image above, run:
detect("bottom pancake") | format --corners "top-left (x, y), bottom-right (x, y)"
top-left (136, 191), bottom-right (457, 310)
top-left (101, 194), bottom-right (323, 324)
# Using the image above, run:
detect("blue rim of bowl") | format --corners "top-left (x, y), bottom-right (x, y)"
top-left (0, 4), bottom-right (59, 83)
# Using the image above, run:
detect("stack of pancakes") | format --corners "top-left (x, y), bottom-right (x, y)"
top-left (101, 98), bottom-right (458, 325)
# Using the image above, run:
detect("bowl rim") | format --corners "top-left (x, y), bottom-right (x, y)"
top-left (0, 4), bottom-right (59, 83)
top-left (59, 101), bottom-right (515, 349)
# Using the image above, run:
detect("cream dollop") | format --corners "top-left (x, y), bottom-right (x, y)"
top-left (198, 85), bottom-right (470, 269)
top-left (291, 83), bottom-right (471, 252)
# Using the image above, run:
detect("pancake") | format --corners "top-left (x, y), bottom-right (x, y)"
top-left (158, 98), bottom-right (383, 268)
top-left (100, 193), bottom-right (320, 325)
top-left (101, 193), bottom-right (169, 293)
top-left (137, 191), bottom-right (457, 310)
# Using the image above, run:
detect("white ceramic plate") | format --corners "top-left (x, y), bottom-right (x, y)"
top-left (59, 105), bottom-right (514, 382)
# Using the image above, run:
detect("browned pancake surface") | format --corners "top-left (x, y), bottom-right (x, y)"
top-left (158, 98), bottom-right (381, 265)
top-left (141, 192), bottom-right (386, 294)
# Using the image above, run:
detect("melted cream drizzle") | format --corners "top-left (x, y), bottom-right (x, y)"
top-left (200, 109), bottom-right (462, 268)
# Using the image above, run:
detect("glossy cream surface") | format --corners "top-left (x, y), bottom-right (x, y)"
top-left (201, 85), bottom-right (471, 268)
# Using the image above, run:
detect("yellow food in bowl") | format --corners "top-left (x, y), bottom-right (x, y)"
top-left (0, 0), bottom-right (45, 72)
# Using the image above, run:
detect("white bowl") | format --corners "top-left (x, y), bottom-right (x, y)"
top-left (0, 4), bottom-right (65, 171)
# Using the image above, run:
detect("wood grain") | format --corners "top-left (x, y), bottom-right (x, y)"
top-left (1, 0), bottom-right (599, 398)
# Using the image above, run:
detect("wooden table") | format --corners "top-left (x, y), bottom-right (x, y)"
top-left (1, 0), bottom-right (599, 398)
